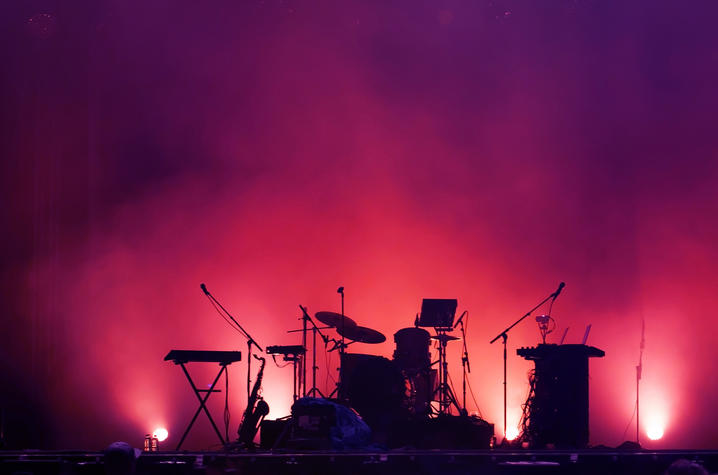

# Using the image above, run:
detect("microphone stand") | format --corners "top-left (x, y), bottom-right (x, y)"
top-left (201, 284), bottom-right (263, 401)
top-left (458, 316), bottom-right (470, 416)
top-left (636, 318), bottom-right (645, 445)
top-left (338, 286), bottom-right (346, 399)
top-left (489, 284), bottom-right (563, 442)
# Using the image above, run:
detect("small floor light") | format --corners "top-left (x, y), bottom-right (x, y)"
top-left (505, 426), bottom-right (519, 441)
top-left (152, 427), bottom-right (169, 442)
top-left (646, 423), bottom-right (664, 441)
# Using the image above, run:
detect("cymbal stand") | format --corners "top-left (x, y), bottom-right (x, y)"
top-left (326, 286), bottom-right (349, 400)
top-left (295, 305), bottom-right (330, 398)
top-left (433, 328), bottom-right (462, 415)
top-left (326, 338), bottom-right (353, 399)
top-left (338, 286), bottom-right (346, 389)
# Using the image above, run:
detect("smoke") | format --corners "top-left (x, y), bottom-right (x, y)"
top-left (3, 0), bottom-right (718, 449)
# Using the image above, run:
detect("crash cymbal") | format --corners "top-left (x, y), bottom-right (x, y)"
top-left (336, 325), bottom-right (386, 344)
top-left (315, 311), bottom-right (357, 329)
top-left (431, 334), bottom-right (461, 344)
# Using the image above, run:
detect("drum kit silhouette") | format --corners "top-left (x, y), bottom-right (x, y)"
top-left (195, 283), bottom-right (494, 450)
top-left (194, 282), bottom-right (569, 448)
top-left (274, 288), bottom-right (470, 423)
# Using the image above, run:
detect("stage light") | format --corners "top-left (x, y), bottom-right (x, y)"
top-left (646, 423), bottom-right (664, 441)
top-left (505, 426), bottom-right (519, 441)
top-left (152, 427), bottom-right (169, 442)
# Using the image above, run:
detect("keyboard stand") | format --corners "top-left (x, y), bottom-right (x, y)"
top-left (173, 361), bottom-right (229, 450)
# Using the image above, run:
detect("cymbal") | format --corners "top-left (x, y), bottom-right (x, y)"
top-left (431, 334), bottom-right (461, 344)
top-left (336, 325), bottom-right (386, 344)
top-left (315, 311), bottom-right (357, 329)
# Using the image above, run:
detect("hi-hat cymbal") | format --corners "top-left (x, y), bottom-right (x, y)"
top-left (431, 334), bottom-right (461, 344)
top-left (315, 311), bottom-right (357, 329)
top-left (336, 325), bottom-right (386, 344)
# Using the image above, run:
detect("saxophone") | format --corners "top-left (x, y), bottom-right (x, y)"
top-left (238, 355), bottom-right (270, 446)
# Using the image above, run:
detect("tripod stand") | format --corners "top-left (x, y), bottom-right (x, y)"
top-left (290, 305), bottom-right (330, 398)
top-left (432, 329), bottom-right (463, 415)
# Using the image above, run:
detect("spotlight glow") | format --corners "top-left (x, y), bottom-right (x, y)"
top-left (152, 427), bottom-right (169, 442)
top-left (505, 426), bottom-right (519, 441)
top-left (646, 423), bottom-right (664, 441)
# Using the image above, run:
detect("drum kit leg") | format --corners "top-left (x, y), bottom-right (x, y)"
top-left (432, 330), bottom-right (463, 415)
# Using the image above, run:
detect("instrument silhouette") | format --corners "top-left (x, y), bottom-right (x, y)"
top-left (238, 355), bottom-right (269, 447)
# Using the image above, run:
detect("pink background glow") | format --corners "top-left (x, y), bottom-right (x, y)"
top-left (1, 0), bottom-right (717, 450)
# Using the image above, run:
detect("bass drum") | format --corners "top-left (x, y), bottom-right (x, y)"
top-left (340, 354), bottom-right (406, 426)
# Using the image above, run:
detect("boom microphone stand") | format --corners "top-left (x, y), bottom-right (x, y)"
top-left (489, 282), bottom-right (565, 441)
top-left (201, 283), bottom-right (263, 401)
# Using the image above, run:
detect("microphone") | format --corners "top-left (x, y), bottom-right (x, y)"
top-left (535, 314), bottom-right (550, 324)
top-left (454, 310), bottom-right (467, 328)
top-left (200, 283), bottom-right (209, 295)
top-left (552, 282), bottom-right (566, 300)
top-left (337, 286), bottom-right (344, 294)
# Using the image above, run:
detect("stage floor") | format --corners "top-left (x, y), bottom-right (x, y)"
top-left (1, 448), bottom-right (717, 475)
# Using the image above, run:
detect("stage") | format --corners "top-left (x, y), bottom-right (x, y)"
top-left (1, 448), bottom-right (717, 475)
top-left (3, 2), bottom-right (718, 472)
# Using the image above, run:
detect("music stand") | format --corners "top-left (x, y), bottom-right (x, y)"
top-left (418, 299), bottom-right (457, 330)
top-left (419, 299), bottom-right (460, 414)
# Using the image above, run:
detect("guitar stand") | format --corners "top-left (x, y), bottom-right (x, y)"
top-left (174, 361), bottom-right (230, 450)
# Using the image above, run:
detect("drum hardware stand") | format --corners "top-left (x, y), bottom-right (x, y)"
top-left (338, 286), bottom-right (346, 388)
top-left (201, 283), bottom-right (263, 401)
top-left (432, 328), bottom-right (463, 415)
top-left (326, 286), bottom-right (349, 400)
top-left (327, 338), bottom-right (353, 399)
top-left (415, 299), bottom-right (460, 415)
top-left (489, 282), bottom-right (565, 442)
top-left (289, 305), bottom-right (331, 398)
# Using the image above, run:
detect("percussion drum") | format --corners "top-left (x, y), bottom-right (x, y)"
top-left (339, 354), bottom-right (405, 425)
top-left (393, 327), bottom-right (431, 370)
